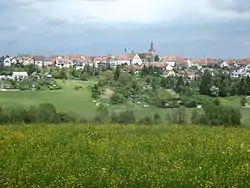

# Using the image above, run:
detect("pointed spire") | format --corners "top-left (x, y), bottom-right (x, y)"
top-left (150, 41), bottom-right (154, 50)
top-left (149, 40), bottom-right (155, 53)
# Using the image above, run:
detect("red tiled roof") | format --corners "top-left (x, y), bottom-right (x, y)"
top-left (116, 53), bottom-right (137, 61)
top-left (191, 58), bottom-right (215, 64)
top-left (32, 56), bottom-right (52, 61)
top-left (227, 59), bottom-right (250, 65)
top-left (163, 55), bottom-right (188, 62)
top-left (151, 62), bottom-right (166, 68)
top-left (93, 56), bottom-right (108, 62)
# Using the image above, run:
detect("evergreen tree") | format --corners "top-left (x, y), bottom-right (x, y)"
top-left (114, 65), bottom-right (121, 81)
top-left (246, 76), bottom-right (250, 95)
top-left (175, 76), bottom-right (185, 94)
top-left (200, 71), bottom-right (213, 95)
top-left (238, 78), bottom-right (247, 95)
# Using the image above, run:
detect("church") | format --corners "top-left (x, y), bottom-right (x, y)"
top-left (137, 41), bottom-right (157, 62)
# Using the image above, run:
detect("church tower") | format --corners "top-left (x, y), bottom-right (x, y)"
top-left (148, 41), bottom-right (155, 54)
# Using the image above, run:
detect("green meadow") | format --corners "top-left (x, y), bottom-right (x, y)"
top-left (0, 79), bottom-right (250, 124)
top-left (1, 124), bottom-right (250, 187)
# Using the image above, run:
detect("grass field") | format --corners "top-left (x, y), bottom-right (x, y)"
top-left (0, 79), bottom-right (250, 124)
top-left (0, 80), bottom-right (97, 118)
top-left (1, 124), bottom-right (250, 187)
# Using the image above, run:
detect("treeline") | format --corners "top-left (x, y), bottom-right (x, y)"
top-left (199, 71), bottom-right (250, 97)
top-left (0, 100), bottom-right (242, 126)
top-left (0, 103), bottom-right (76, 124)
top-left (191, 99), bottom-right (242, 126)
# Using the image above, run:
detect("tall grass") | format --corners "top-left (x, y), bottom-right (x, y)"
top-left (1, 124), bottom-right (250, 187)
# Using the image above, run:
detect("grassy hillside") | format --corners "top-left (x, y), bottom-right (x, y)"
top-left (1, 124), bottom-right (250, 187)
top-left (0, 79), bottom-right (250, 124)
top-left (0, 80), bottom-right (97, 118)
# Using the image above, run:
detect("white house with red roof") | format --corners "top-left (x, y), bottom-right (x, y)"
top-left (54, 56), bottom-right (72, 68)
top-left (115, 53), bottom-right (142, 66)
top-left (32, 56), bottom-right (53, 68)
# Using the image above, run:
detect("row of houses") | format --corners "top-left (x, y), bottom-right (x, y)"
top-left (1, 54), bottom-right (244, 68)
top-left (2, 54), bottom-right (250, 77)
top-left (0, 71), bottom-right (53, 81)
top-left (2, 54), bottom-right (141, 69)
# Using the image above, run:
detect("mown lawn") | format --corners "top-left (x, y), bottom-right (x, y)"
top-left (1, 124), bottom-right (250, 187)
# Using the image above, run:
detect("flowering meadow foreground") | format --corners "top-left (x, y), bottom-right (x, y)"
top-left (1, 124), bottom-right (250, 187)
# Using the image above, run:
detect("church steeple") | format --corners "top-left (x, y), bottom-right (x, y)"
top-left (149, 41), bottom-right (155, 53)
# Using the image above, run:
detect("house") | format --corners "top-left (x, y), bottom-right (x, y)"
top-left (75, 63), bottom-right (85, 70)
top-left (54, 56), bottom-right (72, 68)
top-left (187, 59), bottom-right (193, 67)
top-left (32, 56), bottom-right (53, 67)
top-left (11, 58), bottom-right (17, 65)
top-left (245, 64), bottom-right (250, 71)
top-left (165, 64), bottom-right (173, 71)
top-left (230, 68), bottom-right (249, 78)
top-left (116, 53), bottom-right (142, 66)
top-left (93, 56), bottom-right (108, 68)
top-left (220, 61), bottom-right (229, 68)
top-left (20, 56), bottom-right (32, 66)
top-left (166, 61), bottom-right (176, 67)
top-left (33, 56), bottom-right (45, 67)
top-left (163, 56), bottom-right (188, 68)
top-left (12, 72), bottom-right (28, 81)
top-left (73, 59), bottom-right (87, 70)
top-left (3, 58), bottom-right (11, 67)
top-left (3, 57), bottom-right (18, 67)
top-left (68, 54), bottom-right (88, 69)
top-left (43, 58), bottom-right (53, 67)
top-left (231, 71), bottom-right (244, 78)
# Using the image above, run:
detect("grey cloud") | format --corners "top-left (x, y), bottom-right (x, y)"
top-left (211, 0), bottom-right (250, 13)
top-left (0, 25), bottom-right (18, 31)
top-left (45, 18), bottom-right (69, 26)
top-left (1, 0), bottom-right (250, 58)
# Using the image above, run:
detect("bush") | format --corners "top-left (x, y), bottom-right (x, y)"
top-left (241, 97), bottom-right (247, 106)
top-left (200, 101), bottom-right (241, 126)
top-left (37, 103), bottom-right (57, 123)
top-left (191, 109), bottom-right (202, 125)
top-left (0, 103), bottom-right (78, 125)
top-left (170, 108), bottom-right (187, 124)
top-left (118, 110), bottom-right (136, 124)
top-left (91, 84), bottom-right (101, 99)
top-left (154, 113), bottom-right (162, 124)
top-left (138, 116), bottom-right (153, 125)
top-left (74, 85), bottom-right (82, 90)
top-left (95, 104), bottom-right (109, 123)
top-left (110, 92), bottom-right (126, 105)
top-left (52, 112), bottom-right (76, 123)
top-left (183, 97), bottom-right (198, 108)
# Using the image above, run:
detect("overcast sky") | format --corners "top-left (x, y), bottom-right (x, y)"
top-left (1, 0), bottom-right (250, 58)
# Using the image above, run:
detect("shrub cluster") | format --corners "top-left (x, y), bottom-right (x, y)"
top-left (191, 99), bottom-right (242, 126)
top-left (0, 101), bottom-right (242, 127)
top-left (0, 103), bottom-right (76, 124)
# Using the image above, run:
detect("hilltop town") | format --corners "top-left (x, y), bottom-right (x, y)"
top-left (1, 41), bottom-right (250, 81)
